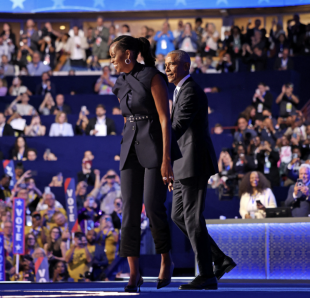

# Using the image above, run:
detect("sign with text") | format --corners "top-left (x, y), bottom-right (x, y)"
top-left (35, 257), bottom-right (49, 282)
top-left (0, 234), bottom-right (5, 281)
top-left (2, 160), bottom-right (16, 190)
top-left (12, 198), bottom-right (25, 255)
top-left (64, 178), bottom-right (79, 233)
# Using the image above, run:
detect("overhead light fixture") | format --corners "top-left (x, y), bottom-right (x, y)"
top-left (60, 25), bottom-right (66, 30)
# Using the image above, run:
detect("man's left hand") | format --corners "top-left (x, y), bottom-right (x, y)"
top-left (300, 185), bottom-right (309, 197)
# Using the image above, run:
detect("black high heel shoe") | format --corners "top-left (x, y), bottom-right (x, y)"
top-left (157, 263), bottom-right (174, 289)
top-left (124, 275), bottom-right (144, 293)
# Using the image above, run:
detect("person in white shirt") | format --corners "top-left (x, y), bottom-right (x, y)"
top-left (66, 26), bottom-right (89, 68)
top-left (0, 35), bottom-right (15, 62)
top-left (49, 111), bottom-right (74, 137)
top-left (8, 93), bottom-right (36, 116)
top-left (94, 66), bottom-right (116, 95)
top-left (9, 77), bottom-right (32, 96)
top-left (202, 23), bottom-right (219, 57)
top-left (239, 171), bottom-right (277, 219)
top-left (173, 20), bottom-right (184, 40)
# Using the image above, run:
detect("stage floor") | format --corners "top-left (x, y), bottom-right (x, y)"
top-left (1, 281), bottom-right (310, 298)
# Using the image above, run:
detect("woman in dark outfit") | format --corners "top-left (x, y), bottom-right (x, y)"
top-left (110, 36), bottom-right (180, 292)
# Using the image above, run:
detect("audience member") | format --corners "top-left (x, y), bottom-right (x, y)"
top-left (12, 136), bottom-right (28, 160)
top-left (35, 72), bottom-right (56, 97)
top-left (286, 146), bottom-right (304, 183)
top-left (0, 78), bottom-right (7, 96)
top-left (49, 112), bottom-right (74, 137)
top-left (12, 254), bottom-right (35, 281)
top-left (85, 104), bottom-right (116, 136)
top-left (95, 215), bottom-right (119, 264)
top-left (252, 82), bottom-right (273, 116)
top-left (9, 77), bottom-right (32, 96)
top-left (44, 226), bottom-right (67, 278)
top-left (234, 116), bottom-right (257, 145)
top-left (50, 94), bottom-right (71, 115)
top-left (39, 93), bottom-right (55, 115)
top-left (274, 48), bottom-right (294, 71)
top-left (25, 212), bottom-right (47, 248)
top-left (1, 23), bottom-right (16, 48)
top-left (177, 23), bottom-right (198, 57)
top-left (27, 52), bottom-right (51, 76)
top-left (25, 19), bottom-right (40, 51)
top-left (227, 26), bottom-right (244, 57)
top-left (67, 26), bottom-right (89, 68)
top-left (24, 115), bottom-right (46, 136)
top-left (276, 83), bottom-right (299, 121)
top-left (287, 14), bottom-right (306, 55)
top-left (25, 233), bottom-right (37, 255)
top-left (216, 53), bottom-right (235, 73)
top-left (88, 55), bottom-right (102, 71)
top-left (256, 140), bottom-right (280, 187)
top-left (92, 17), bottom-right (109, 59)
top-left (75, 110), bottom-right (89, 135)
top-left (0, 174), bottom-right (11, 201)
top-left (239, 171), bottom-right (277, 219)
top-left (201, 23), bottom-right (219, 57)
top-left (154, 21), bottom-right (174, 56)
top-left (27, 148), bottom-right (37, 161)
top-left (65, 232), bottom-right (94, 282)
top-left (91, 169), bottom-right (121, 214)
top-left (43, 149), bottom-right (58, 161)
top-left (0, 36), bottom-right (15, 63)
top-left (232, 144), bottom-right (256, 180)
top-left (0, 55), bottom-right (14, 76)
top-left (0, 112), bottom-right (14, 136)
top-left (16, 34), bottom-right (34, 68)
top-left (285, 164), bottom-right (310, 216)
top-left (173, 20), bottom-right (184, 40)
top-left (94, 66), bottom-right (116, 95)
top-left (214, 123), bottom-right (224, 134)
top-left (77, 158), bottom-right (96, 186)
top-left (86, 229), bottom-right (108, 281)
top-left (53, 261), bottom-right (74, 282)
top-left (243, 45), bottom-right (267, 71)
top-left (110, 197), bottom-right (123, 230)
top-left (48, 173), bottom-right (63, 187)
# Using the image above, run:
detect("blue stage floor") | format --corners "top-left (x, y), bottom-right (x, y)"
top-left (1, 281), bottom-right (310, 298)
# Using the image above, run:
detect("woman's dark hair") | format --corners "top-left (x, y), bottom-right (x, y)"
top-left (122, 24), bottom-right (130, 32)
top-left (241, 105), bottom-right (256, 122)
top-left (25, 233), bottom-right (36, 250)
top-left (46, 226), bottom-right (62, 252)
top-left (231, 26), bottom-right (241, 35)
top-left (54, 261), bottom-right (70, 280)
top-left (14, 136), bottom-right (28, 152)
top-left (111, 35), bottom-right (155, 67)
top-left (239, 171), bottom-right (270, 197)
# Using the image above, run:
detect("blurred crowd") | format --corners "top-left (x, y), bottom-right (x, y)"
top-left (211, 80), bottom-right (310, 219)
top-left (0, 151), bottom-right (151, 281)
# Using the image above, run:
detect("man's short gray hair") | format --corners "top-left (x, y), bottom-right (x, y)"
top-left (299, 164), bottom-right (310, 172)
top-left (168, 50), bottom-right (191, 65)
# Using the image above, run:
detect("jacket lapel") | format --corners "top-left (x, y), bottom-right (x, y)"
top-left (171, 77), bottom-right (192, 119)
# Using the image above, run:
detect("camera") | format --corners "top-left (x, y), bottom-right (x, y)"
top-left (106, 175), bottom-right (116, 179)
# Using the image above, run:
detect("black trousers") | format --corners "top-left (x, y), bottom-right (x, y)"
top-left (172, 175), bottom-right (226, 276)
top-left (120, 146), bottom-right (171, 257)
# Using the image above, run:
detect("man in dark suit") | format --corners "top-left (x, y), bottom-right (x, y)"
top-left (274, 48), bottom-right (294, 71)
top-left (85, 104), bottom-right (116, 136)
top-left (165, 50), bottom-right (236, 290)
top-left (285, 164), bottom-right (310, 217)
top-left (50, 94), bottom-right (71, 115)
top-left (35, 72), bottom-right (56, 97)
top-left (0, 112), bottom-right (14, 136)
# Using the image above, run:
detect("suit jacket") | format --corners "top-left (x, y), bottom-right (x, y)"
top-left (49, 122), bottom-right (74, 136)
top-left (273, 57), bottom-right (294, 70)
top-left (92, 27), bottom-right (110, 59)
top-left (50, 104), bottom-right (71, 115)
top-left (27, 30), bottom-right (40, 51)
top-left (171, 77), bottom-right (218, 180)
top-left (77, 169), bottom-right (96, 186)
top-left (2, 123), bottom-right (14, 136)
top-left (285, 184), bottom-right (310, 217)
top-left (35, 82), bottom-right (56, 97)
top-left (85, 117), bottom-right (116, 136)
top-left (257, 150), bottom-right (280, 187)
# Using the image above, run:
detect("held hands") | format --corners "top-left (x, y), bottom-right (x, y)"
top-left (294, 183), bottom-right (301, 196)
top-left (301, 185), bottom-right (309, 197)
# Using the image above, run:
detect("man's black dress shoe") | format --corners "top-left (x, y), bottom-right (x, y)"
top-left (179, 275), bottom-right (218, 290)
top-left (214, 256), bottom-right (237, 280)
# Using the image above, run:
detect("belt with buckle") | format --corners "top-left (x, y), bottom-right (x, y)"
top-left (127, 115), bottom-right (153, 122)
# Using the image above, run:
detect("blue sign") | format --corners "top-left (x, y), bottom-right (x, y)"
top-left (1, 0), bottom-right (309, 13)
top-left (2, 160), bottom-right (16, 191)
top-left (0, 234), bottom-right (5, 281)
top-left (35, 257), bottom-right (50, 282)
top-left (64, 178), bottom-right (79, 233)
top-left (12, 198), bottom-right (25, 255)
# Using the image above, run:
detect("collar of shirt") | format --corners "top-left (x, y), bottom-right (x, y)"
top-left (97, 116), bottom-right (106, 123)
top-left (176, 74), bottom-right (191, 93)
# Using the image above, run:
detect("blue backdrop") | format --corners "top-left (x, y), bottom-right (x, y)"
top-left (2, 0), bottom-right (309, 13)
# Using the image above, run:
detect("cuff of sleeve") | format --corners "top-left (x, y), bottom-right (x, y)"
top-left (293, 193), bottom-right (297, 200)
